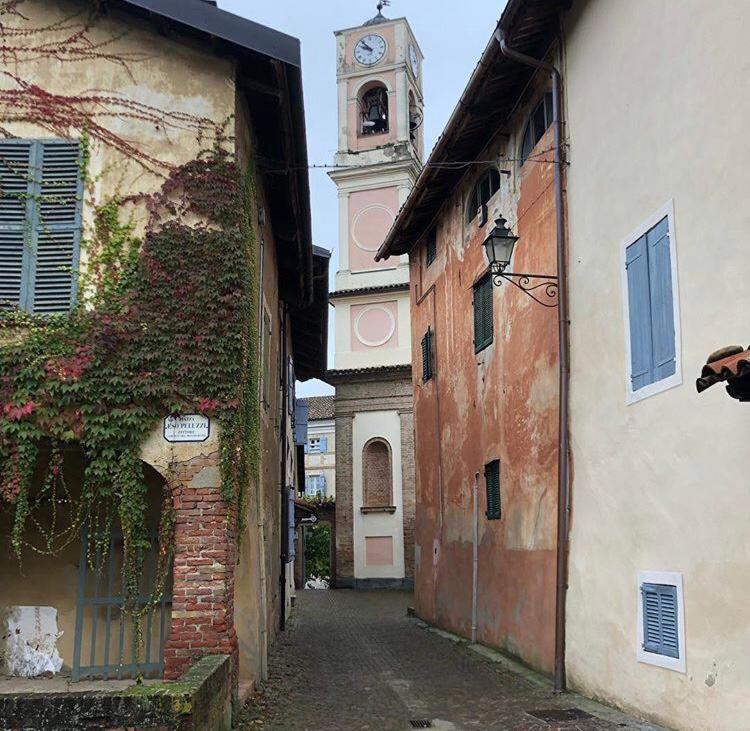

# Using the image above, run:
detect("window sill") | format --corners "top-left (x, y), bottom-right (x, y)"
top-left (360, 505), bottom-right (396, 514)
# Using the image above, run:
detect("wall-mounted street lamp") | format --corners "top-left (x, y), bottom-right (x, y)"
top-left (482, 216), bottom-right (558, 308)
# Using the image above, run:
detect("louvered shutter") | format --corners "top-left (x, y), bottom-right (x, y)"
top-left (481, 276), bottom-right (493, 347)
top-left (421, 329), bottom-right (433, 382)
top-left (641, 583), bottom-right (679, 658)
top-left (0, 141), bottom-right (34, 309)
top-left (320, 474), bottom-right (327, 495)
top-left (426, 229), bottom-right (436, 266)
top-left (32, 141), bottom-right (82, 313)
top-left (473, 283), bottom-right (482, 350)
top-left (646, 217), bottom-right (676, 381)
top-left (294, 400), bottom-right (309, 446)
top-left (485, 460), bottom-right (501, 520)
top-left (319, 436), bottom-right (327, 452)
top-left (626, 235), bottom-right (654, 391)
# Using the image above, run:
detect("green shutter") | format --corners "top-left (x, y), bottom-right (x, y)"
top-left (473, 274), bottom-right (493, 352)
top-left (485, 460), bottom-right (501, 520)
top-left (0, 139), bottom-right (82, 314)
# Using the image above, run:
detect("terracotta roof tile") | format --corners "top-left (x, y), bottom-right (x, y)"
top-left (696, 345), bottom-right (750, 398)
top-left (301, 395), bottom-right (335, 420)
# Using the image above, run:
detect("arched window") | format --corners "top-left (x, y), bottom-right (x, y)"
top-left (520, 91), bottom-right (553, 165)
top-left (466, 168), bottom-right (501, 225)
top-left (360, 84), bottom-right (389, 135)
top-left (362, 438), bottom-right (393, 507)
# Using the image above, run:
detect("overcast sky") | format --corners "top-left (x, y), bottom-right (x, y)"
top-left (218, 0), bottom-right (504, 397)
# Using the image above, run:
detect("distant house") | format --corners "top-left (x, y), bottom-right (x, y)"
top-left (0, 0), bottom-right (327, 715)
top-left (302, 396), bottom-right (336, 499)
top-left (379, 1), bottom-right (750, 729)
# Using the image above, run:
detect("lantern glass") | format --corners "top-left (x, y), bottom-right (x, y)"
top-left (483, 216), bottom-right (518, 269)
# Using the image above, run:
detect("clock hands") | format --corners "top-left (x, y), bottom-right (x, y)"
top-left (361, 41), bottom-right (373, 53)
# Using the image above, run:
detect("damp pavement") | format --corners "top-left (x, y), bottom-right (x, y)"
top-left (240, 589), bottom-right (666, 731)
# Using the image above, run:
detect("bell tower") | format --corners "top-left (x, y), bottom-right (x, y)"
top-left (328, 5), bottom-right (422, 589)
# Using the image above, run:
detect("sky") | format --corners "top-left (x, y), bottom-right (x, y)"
top-left (218, 0), bottom-right (504, 397)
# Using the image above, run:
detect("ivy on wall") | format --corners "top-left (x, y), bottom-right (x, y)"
top-left (0, 0), bottom-right (261, 634)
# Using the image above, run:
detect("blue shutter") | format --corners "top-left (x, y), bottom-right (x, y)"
top-left (626, 235), bottom-right (654, 391)
top-left (294, 400), bottom-right (309, 446)
top-left (642, 583), bottom-right (679, 658)
top-left (0, 141), bottom-right (34, 309)
top-left (287, 486), bottom-right (296, 562)
top-left (320, 474), bottom-right (327, 496)
top-left (319, 436), bottom-right (327, 452)
top-left (646, 218), bottom-right (676, 381)
top-left (32, 141), bottom-right (82, 314)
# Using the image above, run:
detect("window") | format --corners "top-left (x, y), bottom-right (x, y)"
top-left (637, 571), bottom-right (685, 673)
top-left (305, 474), bottom-right (326, 497)
top-left (520, 92), bottom-right (553, 165)
top-left (0, 139), bottom-right (83, 313)
top-left (362, 438), bottom-right (392, 508)
top-left (623, 203), bottom-right (681, 404)
top-left (421, 327), bottom-right (434, 382)
top-left (473, 273), bottom-right (493, 353)
top-left (306, 436), bottom-right (327, 454)
top-left (484, 460), bottom-right (501, 520)
top-left (466, 169), bottom-right (500, 225)
top-left (425, 228), bottom-right (436, 267)
top-left (360, 84), bottom-right (389, 135)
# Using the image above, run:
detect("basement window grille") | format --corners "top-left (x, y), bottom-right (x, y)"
top-left (421, 327), bottom-right (434, 383)
top-left (484, 459), bottom-right (501, 520)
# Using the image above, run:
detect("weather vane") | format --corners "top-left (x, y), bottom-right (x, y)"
top-left (377, 1), bottom-right (391, 13)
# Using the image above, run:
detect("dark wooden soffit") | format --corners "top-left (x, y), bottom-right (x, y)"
top-left (376, 0), bottom-right (568, 260)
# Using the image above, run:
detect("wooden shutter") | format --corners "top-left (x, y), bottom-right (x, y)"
top-left (473, 276), bottom-right (493, 352)
top-left (32, 141), bottom-right (82, 313)
top-left (426, 229), bottom-right (436, 266)
top-left (484, 460), bottom-right (501, 520)
top-left (626, 235), bottom-right (654, 391)
top-left (646, 217), bottom-right (676, 381)
top-left (0, 141), bottom-right (34, 309)
top-left (319, 436), bottom-right (327, 452)
top-left (294, 400), bottom-right (308, 446)
top-left (641, 582), bottom-right (679, 658)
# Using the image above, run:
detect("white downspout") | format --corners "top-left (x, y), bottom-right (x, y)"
top-left (471, 471), bottom-right (479, 644)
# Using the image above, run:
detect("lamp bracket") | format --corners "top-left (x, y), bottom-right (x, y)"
top-left (490, 262), bottom-right (558, 308)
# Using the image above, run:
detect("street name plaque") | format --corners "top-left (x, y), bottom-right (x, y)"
top-left (163, 414), bottom-right (210, 443)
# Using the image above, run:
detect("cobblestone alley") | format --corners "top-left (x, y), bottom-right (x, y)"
top-left (241, 590), bottom-right (664, 731)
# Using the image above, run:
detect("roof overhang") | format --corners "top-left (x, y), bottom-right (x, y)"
top-left (375, 0), bottom-right (568, 261)
top-left (291, 246), bottom-right (332, 381)
top-left (325, 363), bottom-right (411, 385)
top-left (697, 346), bottom-right (750, 401)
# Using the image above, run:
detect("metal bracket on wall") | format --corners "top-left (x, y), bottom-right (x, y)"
top-left (490, 262), bottom-right (558, 308)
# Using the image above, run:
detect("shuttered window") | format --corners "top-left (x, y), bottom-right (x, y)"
top-left (425, 228), bottom-right (436, 267)
top-left (0, 139), bottom-right (82, 314)
top-left (641, 583), bottom-right (679, 659)
top-left (473, 273), bottom-right (493, 352)
top-left (421, 327), bottom-right (433, 382)
top-left (484, 460), bottom-right (501, 520)
top-left (625, 216), bottom-right (676, 392)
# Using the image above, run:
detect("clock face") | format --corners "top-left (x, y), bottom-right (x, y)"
top-left (409, 44), bottom-right (419, 75)
top-left (354, 34), bottom-right (386, 66)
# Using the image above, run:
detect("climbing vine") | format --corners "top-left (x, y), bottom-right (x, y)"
top-left (0, 0), bottom-right (261, 649)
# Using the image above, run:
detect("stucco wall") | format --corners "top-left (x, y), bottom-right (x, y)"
top-left (563, 2), bottom-right (750, 728)
top-left (408, 87), bottom-right (559, 672)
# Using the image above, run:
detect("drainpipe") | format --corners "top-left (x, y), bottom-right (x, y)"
top-left (471, 471), bottom-right (479, 644)
top-left (495, 27), bottom-right (570, 694)
top-left (279, 301), bottom-right (289, 632)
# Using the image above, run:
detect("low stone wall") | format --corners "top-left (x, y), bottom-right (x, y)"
top-left (0, 655), bottom-right (232, 731)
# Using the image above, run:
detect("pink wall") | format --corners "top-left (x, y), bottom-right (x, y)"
top-left (348, 186), bottom-right (399, 272)
top-left (350, 300), bottom-right (398, 352)
top-left (365, 536), bottom-right (394, 566)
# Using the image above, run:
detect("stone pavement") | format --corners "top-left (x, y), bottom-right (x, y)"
top-left (240, 590), bottom-right (665, 731)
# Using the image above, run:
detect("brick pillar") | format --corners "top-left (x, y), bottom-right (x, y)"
top-left (400, 408), bottom-right (415, 582)
top-left (163, 451), bottom-right (239, 681)
top-left (334, 414), bottom-right (354, 586)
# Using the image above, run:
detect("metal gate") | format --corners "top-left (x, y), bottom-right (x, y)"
top-left (72, 527), bottom-right (172, 681)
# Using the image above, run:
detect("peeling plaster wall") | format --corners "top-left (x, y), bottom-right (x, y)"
top-left (562, 1), bottom-right (750, 729)
top-left (409, 85), bottom-right (559, 673)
